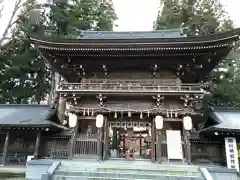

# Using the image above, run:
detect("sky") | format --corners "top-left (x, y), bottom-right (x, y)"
top-left (0, 0), bottom-right (240, 35)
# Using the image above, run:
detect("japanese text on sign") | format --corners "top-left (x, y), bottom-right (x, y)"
top-left (225, 137), bottom-right (239, 172)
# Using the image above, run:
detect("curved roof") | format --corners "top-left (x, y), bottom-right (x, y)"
top-left (198, 108), bottom-right (240, 133)
top-left (29, 29), bottom-right (240, 82)
top-left (30, 28), bottom-right (240, 49)
top-left (0, 104), bottom-right (68, 129)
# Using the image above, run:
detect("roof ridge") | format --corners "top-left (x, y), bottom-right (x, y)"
top-left (76, 28), bottom-right (182, 34)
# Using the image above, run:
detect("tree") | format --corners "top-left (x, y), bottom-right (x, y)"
top-left (45, 0), bottom-right (117, 37)
top-left (0, 0), bottom-right (50, 104)
top-left (153, 0), bottom-right (182, 30)
top-left (154, 0), bottom-right (240, 108)
top-left (0, 0), bottom-right (117, 104)
top-left (0, 0), bottom-right (29, 46)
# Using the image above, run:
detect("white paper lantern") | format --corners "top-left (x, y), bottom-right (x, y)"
top-left (96, 114), bottom-right (104, 128)
top-left (68, 113), bottom-right (77, 128)
top-left (154, 116), bottom-right (163, 130)
top-left (183, 116), bottom-right (192, 130)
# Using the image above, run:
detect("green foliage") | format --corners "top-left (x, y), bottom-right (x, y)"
top-left (154, 0), bottom-right (240, 108)
top-left (0, 0), bottom-right (117, 104)
top-left (0, 0), bottom-right (50, 104)
top-left (45, 0), bottom-right (117, 37)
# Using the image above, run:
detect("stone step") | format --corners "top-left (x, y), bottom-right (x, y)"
top-left (60, 164), bottom-right (199, 172)
top-left (52, 174), bottom-right (204, 180)
top-left (56, 169), bottom-right (202, 177)
top-left (60, 161), bottom-right (200, 170)
top-left (56, 170), bottom-right (202, 177)
top-left (55, 160), bottom-right (204, 180)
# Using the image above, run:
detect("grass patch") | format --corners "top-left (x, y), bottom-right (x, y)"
top-left (0, 173), bottom-right (24, 179)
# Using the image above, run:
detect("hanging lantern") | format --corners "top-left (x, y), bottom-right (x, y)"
top-left (114, 111), bottom-right (117, 119)
top-left (96, 114), bottom-right (104, 128)
top-left (154, 116), bottom-right (163, 130)
top-left (68, 113), bottom-right (77, 128)
top-left (128, 110), bottom-right (131, 118)
top-left (140, 112), bottom-right (143, 119)
top-left (183, 116), bottom-right (192, 130)
top-left (29, 8), bottom-right (41, 25)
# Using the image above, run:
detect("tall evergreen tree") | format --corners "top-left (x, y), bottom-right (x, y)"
top-left (154, 0), bottom-right (240, 108)
top-left (0, 0), bottom-right (117, 104)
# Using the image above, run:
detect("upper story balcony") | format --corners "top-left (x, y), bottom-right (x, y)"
top-left (56, 79), bottom-right (209, 96)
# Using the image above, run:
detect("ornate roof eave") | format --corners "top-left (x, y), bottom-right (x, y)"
top-left (37, 44), bottom-right (229, 52)
top-left (29, 28), bottom-right (240, 51)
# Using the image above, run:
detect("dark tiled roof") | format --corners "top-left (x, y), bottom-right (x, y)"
top-left (212, 111), bottom-right (240, 130)
top-left (198, 108), bottom-right (240, 133)
top-left (77, 29), bottom-right (183, 39)
top-left (0, 104), bottom-right (64, 128)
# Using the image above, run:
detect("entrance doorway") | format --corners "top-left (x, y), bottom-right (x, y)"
top-left (108, 121), bottom-right (152, 160)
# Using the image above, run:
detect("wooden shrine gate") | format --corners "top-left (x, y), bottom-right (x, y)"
top-left (73, 134), bottom-right (98, 158)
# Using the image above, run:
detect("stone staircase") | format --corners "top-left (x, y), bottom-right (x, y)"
top-left (52, 160), bottom-right (205, 180)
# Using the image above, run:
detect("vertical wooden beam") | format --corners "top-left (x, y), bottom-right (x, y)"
top-left (156, 130), bottom-right (163, 163)
top-left (103, 117), bottom-right (109, 160)
top-left (34, 131), bottom-right (41, 158)
top-left (151, 119), bottom-right (156, 162)
top-left (57, 97), bottom-right (66, 124)
top-left (69, 119), bottom-right (79, 159)
top-left (48, 71), bottom-right (56, 105)
top-left (97, 127), bottom-right (103, 161)
top-left (184, 130), bottom-right (191, 164)
top-left (1, 131), bottom-right (10, 165)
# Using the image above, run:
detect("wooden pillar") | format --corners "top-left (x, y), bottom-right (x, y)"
top-left (156, 130), bottom-right (163, 163)
top-left (103, 117), bottom-right (109, 160)
top-left (48, 71), bottom-right (56, 105)
top-left (69, 119), bottom-right (79, 159)
top-left (1, 131), bottom-right (10, 165)
top-left (184, 130), bottom-right (191, 164)
top-left (97, 127), bottom-right (103, 161)
top-left (112, 128), bottom-right (117, 150)
top-left (57, 97), bottom-right (66, 124)
top-left (34, 131), bottom-right (41, 158)
top-left (151, 119), bottom-right (156, 162)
